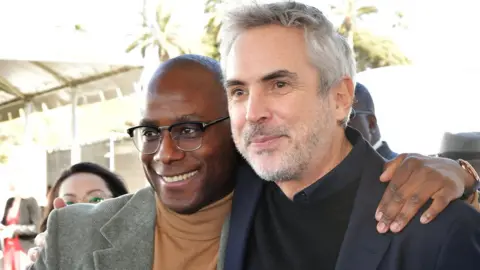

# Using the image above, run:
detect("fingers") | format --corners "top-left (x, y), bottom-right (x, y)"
top-left (376, 181), bottom-right (414, 233)
top-left (376, 158), bottom-right (424, 233)
top-left (420, 187), bottom-right (458, 224)
top-left (34, 232), bottom-right (46, 247)
top-left (29, 233), bottom-right (47, 263)
top-left (53, 197), bottom-right (67, 209)
top-left (28, 247), bottom-right (41, 263)
top-left (388, 179), bottom-right (442, 233)
top-left (380, 153), bottom-right (408, 182)
top-left (380, 153), bottom-right (424, 182)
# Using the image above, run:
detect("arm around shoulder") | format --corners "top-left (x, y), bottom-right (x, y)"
top-left (434, 213), bottom-right (480, 270)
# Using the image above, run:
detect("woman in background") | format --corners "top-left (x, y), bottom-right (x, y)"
top-left (39, 162), bottom-right (129, 232)
top-left (1, 182), bottom-right (40, 270)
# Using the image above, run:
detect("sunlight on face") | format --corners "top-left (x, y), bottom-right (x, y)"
top-left (225, 25), bottom-right (337, 182)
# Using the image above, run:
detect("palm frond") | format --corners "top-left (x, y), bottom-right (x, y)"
top-left (357, 6), bottom-right (378, 17)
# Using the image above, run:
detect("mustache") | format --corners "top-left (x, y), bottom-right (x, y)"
top-left (243, 123), bottom-right (289, 145)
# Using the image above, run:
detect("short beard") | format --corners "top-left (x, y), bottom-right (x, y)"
top-left (237, 107), bottom-right (330, 183)
top-left (254, 141), bottom-right (311, 182)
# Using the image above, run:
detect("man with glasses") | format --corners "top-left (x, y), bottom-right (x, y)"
top-left (349, 82), bottom-right (398, 160)
top-left (30, 52), bottom-right (480, 269)
top-left (31, 54), bottom-right (239, 270)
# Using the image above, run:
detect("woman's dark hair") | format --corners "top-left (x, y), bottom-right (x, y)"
top-left (39, 162), bottom-right (129, 232)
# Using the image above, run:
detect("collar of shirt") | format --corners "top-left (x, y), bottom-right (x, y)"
top-left (291, 127), bottom-right (367, 202)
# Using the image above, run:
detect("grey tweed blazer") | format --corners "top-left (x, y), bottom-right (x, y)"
top-left (31, 187), bottom-right (230, 270)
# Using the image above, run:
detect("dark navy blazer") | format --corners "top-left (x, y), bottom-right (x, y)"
top-left (223, 140), bottom-right (480, 270)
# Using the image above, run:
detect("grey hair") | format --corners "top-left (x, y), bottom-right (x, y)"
top-left (219, 1), bottom-right (356, 90)
top-left (219, 1), bottom-right (356, 126)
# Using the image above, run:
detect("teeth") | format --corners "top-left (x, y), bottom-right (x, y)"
top-left (162, 170), bottom-right (198, 183)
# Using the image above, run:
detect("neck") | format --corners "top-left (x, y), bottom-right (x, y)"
top-left (276, 130), bottom-right (353, 199)
top-left (155, 192), bottom-right (233, 240)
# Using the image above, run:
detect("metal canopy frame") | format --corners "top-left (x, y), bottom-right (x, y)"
top-left (0, 59), bottom-right (143, 166)
top-left (0, 60), bottom-right (142, 121)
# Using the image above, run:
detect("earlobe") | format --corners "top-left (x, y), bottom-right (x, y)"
top-left (334, 78), bottom-right (355, 121)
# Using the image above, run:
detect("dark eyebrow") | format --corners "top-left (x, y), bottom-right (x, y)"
top-left (224, 69), bottom-right (298, 89)
top-left (224, 79), bottom-right (245, 89)
top-left (261, 69), bottom-right (298, 82)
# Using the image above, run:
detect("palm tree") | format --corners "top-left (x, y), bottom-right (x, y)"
top-left (203, 0), bottom-right (223, 60)
top-left (331, 0), bottom-right (410, 71)
top-left (126, 0), bottom-right (186, 61)
top-left (202, 0), bottom-right (409, 72)
top-left (353, 30), bottom-right (410, 71)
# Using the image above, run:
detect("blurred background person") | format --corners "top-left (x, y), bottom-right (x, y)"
top-left (349, 83), bottom-right (398, 160)
top-left (39, 162), bottom-right (129, 232)
top-left (0, 181), bottom-right (40, 270)
top-left (437, 132), bottom-right (480, 207)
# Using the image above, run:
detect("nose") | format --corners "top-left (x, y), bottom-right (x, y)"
top-left (245, 87), bottom-right (271, 123)
top-left (154, 132), bottom-right (185, 164)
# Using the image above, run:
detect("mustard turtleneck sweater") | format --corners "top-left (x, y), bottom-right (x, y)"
top-left (152, 192), bottom-right (233, 270)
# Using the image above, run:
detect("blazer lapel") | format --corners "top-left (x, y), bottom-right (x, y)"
top-left (217, 211), bottom-right (230, 270)
top-left (335, 147), bottom-right (392, 270)
top-left (93, 188), bottom-right (157, 270)
top-left (224, 163), bottom-right (264, 270)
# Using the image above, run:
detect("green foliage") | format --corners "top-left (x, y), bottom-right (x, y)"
top-left (332, 2), bottom-right (410, 72)
top-left (126, 2), bottom-right (186, 61)
top-left (353, 30), bottom-right (410, 71)
top-left (203, 0), bottom-right (223, 60)
top-left (200, 0), bottom-right (410, 71)
top-left (0, 134), bottom-right (8, 163)
top-left (0, 133), bottom-right (20, 164)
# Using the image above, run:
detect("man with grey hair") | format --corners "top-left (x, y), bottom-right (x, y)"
top-left (27, 2), bottom-right (480, 270)
top-left (221, 2), bottom-right (480, 270)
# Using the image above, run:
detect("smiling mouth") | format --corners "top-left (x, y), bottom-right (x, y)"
top-left (160, 170), bottom-right (199, 183)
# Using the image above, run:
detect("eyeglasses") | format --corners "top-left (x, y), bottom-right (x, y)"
top-left (127, 116), bottom-right (229, 154)
top-left (350, 109), bottom-right (373, 119)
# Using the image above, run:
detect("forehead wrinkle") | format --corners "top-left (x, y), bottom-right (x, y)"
top-left (226, 26), bottom-right (309, 84)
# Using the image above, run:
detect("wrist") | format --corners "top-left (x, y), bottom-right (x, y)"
top-left (459, 159), bottom-right (480, 200)
top-left (467, 193), bottom-right (476, 204)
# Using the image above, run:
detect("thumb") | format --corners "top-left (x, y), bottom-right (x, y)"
top-left (53, 198), bottom-right (67, 209)
top-left (380, 153), bottom-right (407, 182)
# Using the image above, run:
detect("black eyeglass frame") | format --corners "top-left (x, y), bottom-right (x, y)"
top-left (126, 116), bottom-right (230, 154)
